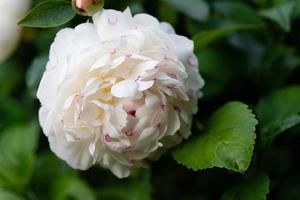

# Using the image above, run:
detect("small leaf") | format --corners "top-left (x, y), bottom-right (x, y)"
top-left (257, 86), bottom-right (300, 147)
top-left (19, 0), bottom-right (76, 28)
top-left (260, 1), bottom-right (295, 32)
top-left (162, 0), bottom-right (209, 21)
top-left (0, 189), bottom-right (24, 200)
top-left (173, 102), bottom-right (257, 172)
top-left (222, 174), bottom-right (270, 200)
top-left (193, 25), bottom-right (258, 51)
top-left (51, 176), bottom-right (96, 200)
top-left (0, 123), bottom-right (38, 191)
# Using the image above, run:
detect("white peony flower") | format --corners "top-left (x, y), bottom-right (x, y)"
top-left (37, 8), bottom-right (204, 178)
top-left (0, 0), bottom-right (30, 63)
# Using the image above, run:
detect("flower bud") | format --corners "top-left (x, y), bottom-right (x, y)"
top-left (72, 0), bottom-right (104, 16)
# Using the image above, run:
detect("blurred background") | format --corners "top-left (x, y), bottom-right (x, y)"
top-left (1, 0), bottom-right (300, 199)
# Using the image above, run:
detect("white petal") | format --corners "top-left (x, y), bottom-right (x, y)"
top-left (48, 132), bottom-right (93, 170)
top-left (131, 60), bottom-right (159, 78)
top-left (111, 79), bottom-right (139, 98)
top-left (38, 106), bottom-right (52, 136)
top-left (89, 142), bottom-right (96, 156)
top-left (63, 94), bottom-right (76, 110)
top-left (90, 53), bottom-right (111, 71)
top-left (159, 22), bottom-right (175, 34)
top-left (101, 153), bottom-right (131, 178)
top-left (110, 56), bottom-right (126, 69)
top-left (138, 127), bottom-right (157, 144)
top-left (165, 109), bottom-right (180, 136)
top-left (138, 80), bottom-right (154, 91)
top-left (169, 34), bottom-right (194, 61)
top-left (134, 14), bottom-right (160, 28)
top-left (93, 8), bottom-right (134, 41)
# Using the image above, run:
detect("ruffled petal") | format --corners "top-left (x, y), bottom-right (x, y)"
top-left (111, 79), bottom-right (139, 98)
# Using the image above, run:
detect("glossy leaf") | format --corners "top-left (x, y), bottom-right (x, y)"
top-left (173, 102), bottom-right (257, 172)
top-left (19, 0), bottom-right (75, 28)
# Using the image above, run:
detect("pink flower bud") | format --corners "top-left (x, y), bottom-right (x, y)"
top-left (72, 0), bottom-right (104, 16)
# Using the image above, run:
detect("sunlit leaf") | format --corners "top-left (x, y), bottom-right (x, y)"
top-left (173, 102), bottom-right (257, 172)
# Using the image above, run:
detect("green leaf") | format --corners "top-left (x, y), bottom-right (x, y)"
top-left (51, 176), bottom-right (96, 200)
top-left (0, 95), bottom-right (27, 130)
top-left (213, 1), bottom-right (264, 25)
top-left (173, 102), bottom-right (257, 172)
top-left (193, 25), bottom-right (258, 51)
top-left (196, 49), bottom-right (242, 99)
top-left (19, 0), bottom-right (75, 28)
top-left (0, 189), bottom-right (24, 200)
top-left (31, 153), bottom-right (76, 199)
top-left (222, 174), bottom-right (270, 200)
top-left (260, 1), bottom-right (295, 32)
top-left (0, 61), bottom-right (22, 95)
top-left (257, 86), bottom-right (300, 147)
top-left (162, 0), bottom-right (209, 21)
top-left (0, 123), bottom-right (38, 191)
top-left (258, 45), bottom-right (300, 89)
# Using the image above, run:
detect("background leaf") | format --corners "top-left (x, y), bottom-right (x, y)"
top-left (193, 25), bottom-right (259, 51)
top-left (173, 102), bottom-right (257, 172)
top-left (257, 86), bottom-right (300, 147)
top-left (19, 0), bottom-right (76, 28)
top-left (98, 169), bottom-right (151, 200)
top-left (26, 54), bottom-right (48, 97)
top-left (213, 1), bottom-right (264, 25)
top-left (260, 1), bottom-right (295, 32)
top-left (222, 174), bottom-right (270, 200)
top-left (161, 0), bottom-right (209, 21)
top-left (50, 176), bottom-right (96, 200)
top-left (0, 189), bottom-right (24, 200)
top-left (0, 123), bottom-right (38, 191)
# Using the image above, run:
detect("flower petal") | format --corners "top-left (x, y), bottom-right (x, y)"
top-left (111, 79), bottom-right (139, 98)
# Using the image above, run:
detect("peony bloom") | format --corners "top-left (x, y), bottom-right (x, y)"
top-left (0, 0), bottom-right (30, 63)
top-left (37, 8), bottom-right (204, 178)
